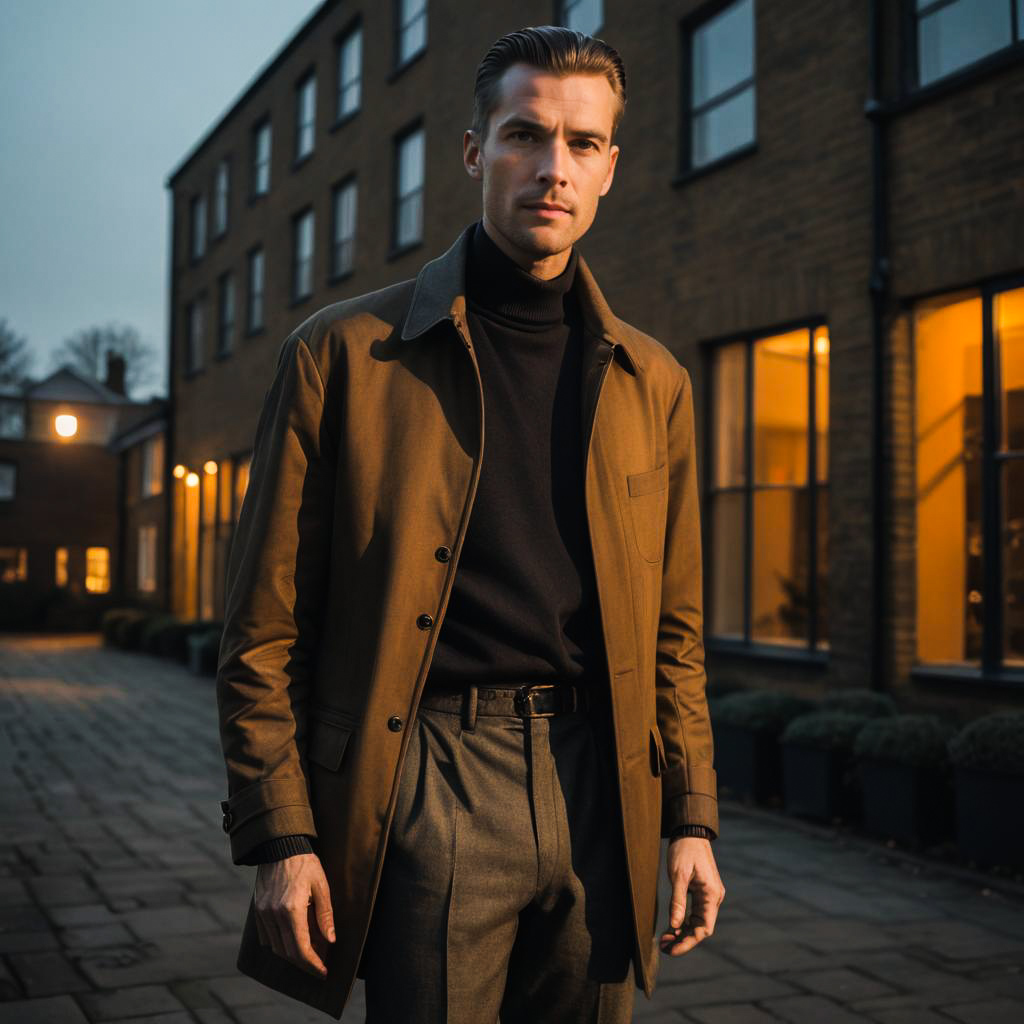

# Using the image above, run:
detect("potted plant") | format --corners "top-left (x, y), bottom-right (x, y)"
top-left (187, 626), bottom-right (223, 676)
top-left (711, 690), bottom-right (816, 804)
top-left (779, 710), bottom-right (871, 823)
top-left (853, 714), bottom-right (955, 847)
top-left (820, 688), bottom-right (898, 718)
top-left (948, 711), bottom-right (1024, 868)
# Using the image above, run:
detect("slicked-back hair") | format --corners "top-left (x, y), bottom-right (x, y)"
top-left (471, 25), bottom-right (627, 146)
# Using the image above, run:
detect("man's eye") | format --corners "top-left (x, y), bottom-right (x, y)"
top-left (512, 130), bottom-right (533, 141)
top-left (574, 140), bottom-right (596, 150)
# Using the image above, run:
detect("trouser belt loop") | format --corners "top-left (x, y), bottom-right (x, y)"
top-left (463, 682), bottom-right (479, 732)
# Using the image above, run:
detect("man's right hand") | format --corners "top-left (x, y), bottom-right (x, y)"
top-left (253, 852), bottom-right (336, 977)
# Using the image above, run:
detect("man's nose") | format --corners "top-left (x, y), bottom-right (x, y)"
top-left (535, 139), bottom-right (570, 187)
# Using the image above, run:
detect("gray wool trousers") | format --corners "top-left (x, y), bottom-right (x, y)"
top-left (359, 683), bottom-right (637, 1023)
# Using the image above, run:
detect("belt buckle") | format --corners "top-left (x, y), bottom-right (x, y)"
top-left (514, 683), bottom-right (561, 718)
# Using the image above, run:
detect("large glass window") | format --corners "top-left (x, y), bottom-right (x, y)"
top-left (915, 0), bottom-right (1022, 87)
top-left (292, 208), bottom-right (315, 302)
top-left (914, 282), bottom-right (1024, 668)
top-left (141, 434), bottom-right (164, 498)
top-left (396, 0), bottom-right (427, 66)
top-left (0, 547), bottom-right (27, 582)
top-left (214, 158), bottom-right (229, 236)
top-left (217, 272), bottom-right (235, 357)
top-left (138, 524), bottom-right (157, 593)
top-left (686, 0), bottom-right (756, 170)
top-left (252, 119), bottom-right (272, 196)
top-left (186, 298), bottom-right (205, 374)
top-left (331, 178), bottom-right (358, 279)
top-left (337, 24), bottom-right (362, 120)
top-left (55, 546), bottom-right (68, 587)
top-left (295, 72), bottom-right (317, 160)
top-left (190, 193), bottom-right (206, 261)
top-left (85, 546), bottom-right (110, 593)
top-left (394, 125), bottom-right (424, 250)
top-left (0, 399), bottom-right (25, 439)
top-left (247, 247), bottom-right (265, 332)
top-left (0, 461), bottom-right (15, 500)
top-left (559, 0), bottom-right (603, 35)
top-left (708, 323), bottom-right (830, 649)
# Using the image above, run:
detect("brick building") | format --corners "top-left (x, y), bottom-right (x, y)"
top-left (164, 0), bottom-right (1024, 717)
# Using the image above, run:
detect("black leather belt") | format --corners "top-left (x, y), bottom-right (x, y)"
top-left (418, 682), bottom-right (591, 719)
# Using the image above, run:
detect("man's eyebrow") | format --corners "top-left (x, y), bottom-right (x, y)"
top-left (498, 115), bottom-right (608, 144)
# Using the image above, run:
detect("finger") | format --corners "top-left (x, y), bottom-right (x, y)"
top-left (668, 877), bottom-right (691, 930)
top-left (310, 872), bottom-right (336, 944)
top-left (660, 901), bottom-right (711, 956)
top-left (288, 897), bottom-right (328, 977)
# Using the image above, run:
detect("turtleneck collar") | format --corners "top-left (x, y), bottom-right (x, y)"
top-left (465, 219), bottom-right (578, 326)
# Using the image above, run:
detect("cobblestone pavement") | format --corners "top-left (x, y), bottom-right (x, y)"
top-left (1, 634), bottom-right (1023, 1023)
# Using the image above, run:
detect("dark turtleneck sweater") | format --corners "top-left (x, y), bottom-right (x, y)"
top-left (239, 220), bottom-right (716, 865)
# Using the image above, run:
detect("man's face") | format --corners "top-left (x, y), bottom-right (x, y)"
top-left (463, 63), bottom-right (620, 276)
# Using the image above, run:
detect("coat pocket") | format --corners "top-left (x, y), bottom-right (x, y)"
top-left (649, 724), bottom-right (668, 778)
top-left (627, 463), bottom-right (669, 564)
top-left (307, 711), bottom-right (357, 772)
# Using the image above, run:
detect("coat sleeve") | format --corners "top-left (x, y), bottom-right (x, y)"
top-left (216, 332), bottom-right (335, 865)
top-left (656, 362), bottom-right (719, 838)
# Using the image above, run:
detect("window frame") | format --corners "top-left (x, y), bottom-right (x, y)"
top-left (213, 157), bottom-right (230, 238)
top-left (329, 174), bottom-right (358, 283)
top-left (189, 192), bottom-right (207, 262)
top-left (391, 0), bottom-right (428, 77)
top-left (251, 116), bottom-right (272, 199)
top-left (291, 206), bottom-right (315, 305)
top-left (703, 316), bottom-right (830, 663)
top-left (675, 0), bottom-right (758, 185)
top-left (246, 245), bottom-right (266, 335)
top-left (216, 270), bottom-right (235, 359)
top-left (390, 118), bottom-right (425, 259)
top-left (185, 295), bottom-right (206, 376)
top-left (0, 459), bottom-right (15, 501)
top-left (294, 67), bottom-right (317, 165)
top-left (334, 17), bottom-right (363, 127)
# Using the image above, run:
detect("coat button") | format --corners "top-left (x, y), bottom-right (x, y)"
top-left (222, 810), bottom-right (233, 832)
top-left (417, 613), bottom-right (434, 629)
top-left (388, 716), bottom-right (403, 732)
top-left (435, 546), bottom-right (451, 563)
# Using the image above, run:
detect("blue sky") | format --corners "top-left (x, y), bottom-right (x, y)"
top-left (0, 0), bottom-right (321, 400)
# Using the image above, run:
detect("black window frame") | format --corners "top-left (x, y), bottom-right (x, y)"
top-left (291, 206), bottom-right (315, 306)
top-left (391, 0), bottom-right (428, 77)
top-left (189, 192), bottom-right (207, 263)
top-left (246, 245), bottom-right (266, 336)
top-left (334, 17), bottom-right (363, 128)
top-left (212, 156), bottom-right (231, 240)
top-left (329, 173), bottom-right (358, 283)
top-left (389, 118), bottom-right (425, 260)
top-left (0, 459), bottom-right (15, 502)
top-left (294, 67), bottom-right (317, 167)
top-left (703, 316), bottom-right (830, 664)
top-left (250, 116), bottom-right (272, 200)
top-left (674, 0), bottom-right (758, 186)
top-left (185, 294), bottom-right (207, 377)
top-left (216, 270), bottom-right (235, 360)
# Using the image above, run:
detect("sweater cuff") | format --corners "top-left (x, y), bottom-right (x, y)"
top-left (669, 824), bottom-right (717, 841)
top-left (238, 834), bottom-right (315, 865)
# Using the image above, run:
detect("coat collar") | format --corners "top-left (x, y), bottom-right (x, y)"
top-left (400, 221), bottom-right (644, 374)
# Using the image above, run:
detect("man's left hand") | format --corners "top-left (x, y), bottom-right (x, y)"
top-left (660, 836), bottom-right (725, 956)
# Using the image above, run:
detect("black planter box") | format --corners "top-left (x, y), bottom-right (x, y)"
top-left (781, 742), bottom-right (860, 822)
top-left (859, 758), bottom-right (952, 847)
top-left (954, 766), bottom-right (1024, 867)
top-left (714, 724), bottom-right (783, 803)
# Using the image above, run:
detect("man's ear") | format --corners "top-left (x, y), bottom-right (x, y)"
top-left (599, 144), bottom-right (620, 197)
top-left (463, 129), bottom-right (483, 179)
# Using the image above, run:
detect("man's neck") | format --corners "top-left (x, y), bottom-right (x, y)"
top-left (480, 215), bottom-right (572, 281)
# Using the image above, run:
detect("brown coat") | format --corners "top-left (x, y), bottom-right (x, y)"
top-left (216, 222), bottom-right (718, 1018)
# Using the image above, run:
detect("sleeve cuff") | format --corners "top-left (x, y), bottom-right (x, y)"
top-left (238, 834), bottom-right (315, 865)
top-left (669, 824), bottom-right (717, 841)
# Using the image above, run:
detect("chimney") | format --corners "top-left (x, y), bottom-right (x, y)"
top-left (104, 350), bottom-right (126, 396)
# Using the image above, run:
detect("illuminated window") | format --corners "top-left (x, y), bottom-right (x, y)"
top-left (915, 0), bottom-right (1023, 88)
top-left (1, 547), bottom-right (28, 583)
top-left (559, 0), bottom-right (603, 35)
top-left (55, 547), bottom-right (68, 586)
top-left (252, 118), bottom-right (272, 197)
top-left (336, 23), bottom-right (362, 120)
top-left (295, 71), bottom-right (317, 160)
top-left (138, 525), bottom-right (157, 593)
top-left (914, 282), bottom-right (1024, 668)
top-left (396, 0), bottom-right (427, 67)
top-left (708, 323), bottom-right (830, 650)
top-left (331, 177), bottom-right (357, 279)
top-left (393, 123), bottom-right (424, 251)
top-left (292, 208), bottom-right (315, 302)
top-left (85, 546), bottom-right (110, 593)
top-left (141, 434), bottom-right (164, 498)
top-left (683, 0), bottom-right (756, 171)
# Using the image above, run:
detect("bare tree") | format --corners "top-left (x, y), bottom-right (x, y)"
top-left (49, 323), bottom-right (160, 399)
top-left (0, 318), bottom-right (34, 389)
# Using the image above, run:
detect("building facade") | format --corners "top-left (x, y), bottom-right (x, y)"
top-left (164, 0), bottom-right (1024, 718)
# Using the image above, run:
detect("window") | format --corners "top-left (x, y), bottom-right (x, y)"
top-left (247, 247), bottom-right (265, 332)
top-left (214, 158), bottom-right (230, 236)
top-left (186, 298), bottom-right (205, 374)
top-left (85, 546), bottom-right (110, 593)
top-left (0, 399), bottom-right (25, 439)
top-left (190, 193), bottom-right (207, 260)
top-left (138, 524), bottom-right (157, 593)
top-left (292, 208), bottom-right (315, 302)
top-left (141, 434), bottom-right (164, 498)
top-left (559, 0), bottom-right (603, 35)
top-left (396, 0), bottom-right (427, 67)
top-left (55, 546), bottom-right (68, 587)
top-left (331, 177), bottom-right (358, 279)
top-left (394, 124), bottom-right (425, 251)
top-left (683, 0), bottom-right (756, 171)
top-left (0, 460), bottom-right (15, 499)
top-left (252, 119), bottom-right (272, 196)
top-left (708, 324), bottom-right (830, 650)
top-left (0, 547), bottom-right (27, 583)
top-left (915, 0), bottom-right (1023, 87)
top-left (217, 272), bottom-right (235, 356)
top-left (914, 282), bottom-right (1024, 669)
top-left (295, 71), bottom-right (317, 160)
top-left (337, 23), bottom-right (362, 119)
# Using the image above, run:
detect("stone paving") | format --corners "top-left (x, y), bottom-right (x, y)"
top-left (1, 633), bottom-right (1022, 1023)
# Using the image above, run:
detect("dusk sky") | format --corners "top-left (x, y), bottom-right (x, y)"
top-left (0, 0), bottom-right (321, 401)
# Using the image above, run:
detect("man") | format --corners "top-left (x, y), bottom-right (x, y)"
top-left (217, 23), bottom-right (724, 1023)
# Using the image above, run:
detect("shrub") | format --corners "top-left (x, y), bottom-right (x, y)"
top-left (139, 613), bottom-right (181, 655)
top-left (780, 710), bottom-right (871, 753)
top-left (948, 711), bottom-right (1024, 776)
top-left (712, 690), bottom-right (817, 736)
top-left (110, 609), bottom-right (148, 648)
top-left (820, 688), bottom-right (898, 718)
top-left (101, 608), bottom-right (138, 646)
top-left (853, 713), bottom-right (954, 769)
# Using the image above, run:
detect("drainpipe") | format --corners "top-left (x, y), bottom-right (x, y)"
top-left (864, 0), bottom-right (889, 692)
